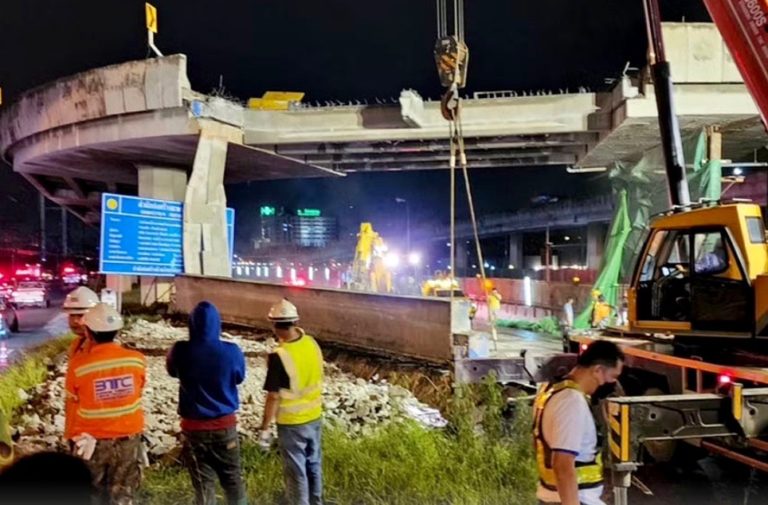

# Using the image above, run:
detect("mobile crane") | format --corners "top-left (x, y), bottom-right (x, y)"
top-left (562, 2), bottom-right (768, 503)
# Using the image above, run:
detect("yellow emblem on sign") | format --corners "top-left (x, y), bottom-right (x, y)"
top-left (106, 198), bottom-right (119, 211)
top-left (145, 3), bottom-right (158, 34)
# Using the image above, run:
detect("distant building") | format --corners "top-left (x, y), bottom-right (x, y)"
top-left (256, 206), bottom-right (338, 248)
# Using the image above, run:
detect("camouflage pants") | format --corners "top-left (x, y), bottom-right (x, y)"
top-left (86, 435), bottom-right (143, 505)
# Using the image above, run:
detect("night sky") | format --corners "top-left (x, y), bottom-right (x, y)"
top-left (0, 0), bottom-right (713, 252)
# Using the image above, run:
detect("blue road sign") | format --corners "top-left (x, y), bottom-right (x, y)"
top-left (100, 193), bottom-right (234, 276)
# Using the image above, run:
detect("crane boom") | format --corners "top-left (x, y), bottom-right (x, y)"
top-left (703, 0), bottom-right (768, 128)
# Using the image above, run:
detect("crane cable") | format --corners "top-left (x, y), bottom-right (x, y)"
top-left (437, 0), bottom-right (498, 348)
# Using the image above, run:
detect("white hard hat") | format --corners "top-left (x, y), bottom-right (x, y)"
top-left (63, 287), bottom-right (100, 314)
top-left (267, 298), bottom-right (299, 323)
top-left (83, 303), bottom-right (124, 332)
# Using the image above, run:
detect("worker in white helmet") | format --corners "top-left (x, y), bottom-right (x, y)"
top-left (62, 286), bottom-right (100, 442)
top-left (259, 298), bottom-right (324, 505)
top-left (66, 303), bottom-right (146, 505)
top-left (63, 286), bottom-right (101, 356)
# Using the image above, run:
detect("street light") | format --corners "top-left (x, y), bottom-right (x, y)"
top-left (395, 197), bottom-right (410, 254)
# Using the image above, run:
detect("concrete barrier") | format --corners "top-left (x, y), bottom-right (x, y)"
top-left (173, 275), bottom-right (454, 364)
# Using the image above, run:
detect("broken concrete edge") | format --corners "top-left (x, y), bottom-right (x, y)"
top-left (171, 275), bottom-right (455, 365)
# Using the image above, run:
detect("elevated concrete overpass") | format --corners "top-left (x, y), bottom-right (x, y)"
top-left (0, 22), bottom-right (764, 279)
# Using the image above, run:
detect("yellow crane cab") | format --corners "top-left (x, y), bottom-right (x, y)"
top-left (628, 202), bottom-right (768, 340)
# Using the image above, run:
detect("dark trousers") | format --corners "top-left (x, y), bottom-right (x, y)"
top-left (181, 427), bottom-right (247, 505)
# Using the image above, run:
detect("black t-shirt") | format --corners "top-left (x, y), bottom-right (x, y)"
top-left (263, 353), bottom-right (291, 392)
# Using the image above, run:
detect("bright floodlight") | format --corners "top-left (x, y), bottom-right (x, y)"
top-left (733, 167), bottom-right (744, 176)
top-left (384, 252), bottom-right (400, 268)
top-left (408, 252), bottom-right (421, 266)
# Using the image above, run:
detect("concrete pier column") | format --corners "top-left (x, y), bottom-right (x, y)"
top-left (586, 223), bottom-right (606, 270)
top-left (137, 165), bottom-right (188, 305)
top-left (183, 121), bottom-right (240, 277)
top-left (507, 233), bottom-right (523, 272)
top-left (454, 240), bottom-right (468, 277)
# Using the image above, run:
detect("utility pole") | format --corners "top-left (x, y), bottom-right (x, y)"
top-left (39, 194), bottom-right (46, 262)
top-left (545, 226), bottom-right (552, 283)
top-left (395, 198), bottom-right (411, 253)
top-left (61, 207), bottom-right (68, 257)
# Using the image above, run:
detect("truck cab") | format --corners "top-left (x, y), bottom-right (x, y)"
top-left (629, 203), bottom-right (768, 339)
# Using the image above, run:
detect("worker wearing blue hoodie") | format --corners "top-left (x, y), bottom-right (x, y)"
top-left (167, 301), bottom-right (247, 505)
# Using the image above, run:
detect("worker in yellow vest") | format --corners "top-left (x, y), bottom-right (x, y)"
top-left (533, 340), bottom-right (624, 505)
top-left (590, 295), bottom-right (614, 329)
top-left (488, 287), bottom-right (502, 322)
top-left (259, 299), bottom-right (324, 505)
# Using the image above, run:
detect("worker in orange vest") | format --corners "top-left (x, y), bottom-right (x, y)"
top-left (66, 303), bottom-right (146, 505)
top-left (63, 286), bottom-right (101, 441)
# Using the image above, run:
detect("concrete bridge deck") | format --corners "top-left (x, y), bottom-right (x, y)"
top-left (0, 22), bottom-right (764, 226)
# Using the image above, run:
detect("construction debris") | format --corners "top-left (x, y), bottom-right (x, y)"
top-left (13, 319), bottom-right (445, 458)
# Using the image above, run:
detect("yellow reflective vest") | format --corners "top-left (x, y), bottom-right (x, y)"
top-left (275, 332), bottom-right (324, 425)
top-left (533, 380), bottom-right (603, 492)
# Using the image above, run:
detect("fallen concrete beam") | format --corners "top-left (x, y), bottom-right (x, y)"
top-left (173, 275), bottom-right (454, 364)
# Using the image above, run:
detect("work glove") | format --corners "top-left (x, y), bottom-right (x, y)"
top-left (139, 436), bottom-right (150, 467)
top-left (73, 433), bottom-right (97, 461)
top-left (257, 430), bottom-right (272, 451)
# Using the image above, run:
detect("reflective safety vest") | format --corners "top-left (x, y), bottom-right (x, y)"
top-left (592, 302), bottom-right (612, 327)
top-left (67, 342), bottom-right (146, 440)
top-left (533, 380), bottom-right (604, 492)
top-left (275, 332), bottom-right (323, 425)
top-left (488, 292), bottom-right (501, 311)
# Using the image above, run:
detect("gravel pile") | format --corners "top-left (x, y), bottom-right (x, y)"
top-left (14, 320), bottom-right (445, 457)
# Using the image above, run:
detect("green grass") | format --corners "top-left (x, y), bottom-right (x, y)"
top-left (0, 336), bottom-right (73, 418)
top-left (141, 378), bottom-right (536, 505)
top-left (2, 336), bottom-right (537, 504)
top-left (496, 316), bottom-right (560, 335)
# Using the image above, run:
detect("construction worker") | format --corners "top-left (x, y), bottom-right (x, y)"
top-left (534, 340), bottom-right (625, 505)
top-left (259, 299), bottom-right (324, 505)
top-left (66, 303), bottom-right (146, 505)
top-left (167, 301), bottom-right (247, 505)
top-left (590, 295), bottom-right (614, 329)
top-left (63, 286), bottom-right (100, 441)
top-left (562, 298), bottom-right (575, 329)
top-left (488, 287), bottom-right (502, 322)
top-left (64, 286), bottom-right (101, 355)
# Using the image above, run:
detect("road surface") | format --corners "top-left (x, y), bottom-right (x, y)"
top-left (0, 286), bottom-right (69, 370)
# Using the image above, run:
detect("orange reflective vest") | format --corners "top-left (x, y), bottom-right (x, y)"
top-left (66, 342), bottom-right (146, 440)
top-left (64, 333), bottom-right (94, 439)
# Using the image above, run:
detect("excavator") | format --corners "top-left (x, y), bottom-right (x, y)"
top-left (622, 0), bottom-right (768, 343)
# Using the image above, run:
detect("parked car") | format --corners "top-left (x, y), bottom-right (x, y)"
top-left (11, 281), bottom-right (50, 309)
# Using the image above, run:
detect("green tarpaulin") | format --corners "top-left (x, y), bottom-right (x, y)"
top-left (574, 129), bottom-right (723, 329)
